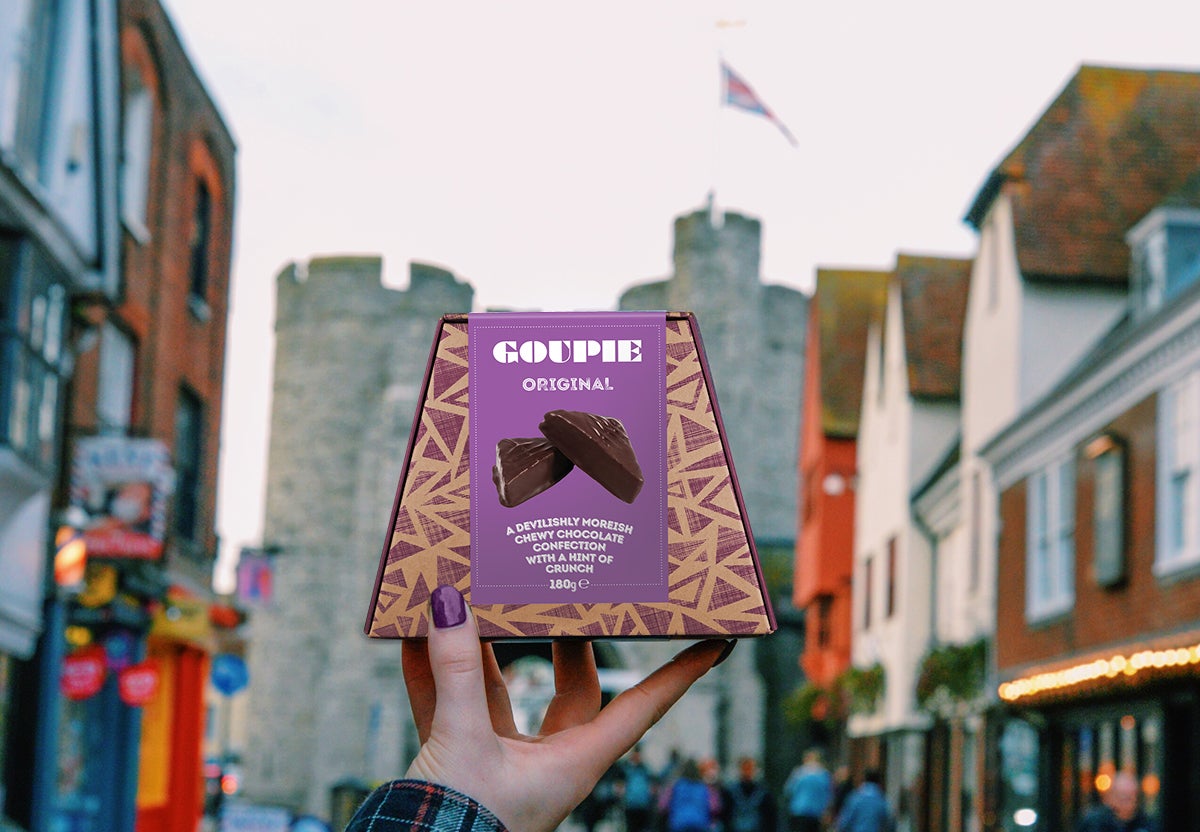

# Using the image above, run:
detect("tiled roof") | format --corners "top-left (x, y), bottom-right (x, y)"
top-left (966, 65), bottom-right (1200, 283)
top-left (816, 268), bottom-right (890, 437)
top-left (895, 254), bottom-right (973, 400)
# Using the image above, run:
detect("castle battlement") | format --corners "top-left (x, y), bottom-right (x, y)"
top-left (275, 257), bottom-right (473, 328)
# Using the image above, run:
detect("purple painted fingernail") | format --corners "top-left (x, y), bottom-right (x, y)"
top-left (712, 640), bottom-right (736, 667)
top-left (430, 585), bottom-right (467, 629)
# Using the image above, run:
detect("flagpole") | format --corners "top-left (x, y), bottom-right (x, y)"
top-left (710, 50), bottom-right (722, 228)
top-left (712, 19), bottom-right (747, 227)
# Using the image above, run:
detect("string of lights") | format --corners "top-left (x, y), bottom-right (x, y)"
top-left (999, 642), bottom-right (1200, 702)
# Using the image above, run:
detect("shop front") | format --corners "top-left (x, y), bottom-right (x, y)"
top-left (995, 641), bottom-right (1200, 831)
top-left (134, 593), bottom-right (214, 832)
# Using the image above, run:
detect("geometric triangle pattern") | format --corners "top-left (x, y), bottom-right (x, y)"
top-left (365, 314), bottom-right (775, 638)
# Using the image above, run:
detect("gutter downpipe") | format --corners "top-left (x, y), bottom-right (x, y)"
top-left (910, 503), bottom-right (939, 651)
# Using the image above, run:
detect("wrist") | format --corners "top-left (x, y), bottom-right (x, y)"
top-left (347, 779), bottom-right (508, 832)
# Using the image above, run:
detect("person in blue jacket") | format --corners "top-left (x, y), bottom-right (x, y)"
top-left (836, 769), bottom-right (895, 832)
top-left (783, 749), bottom-right (832, 832)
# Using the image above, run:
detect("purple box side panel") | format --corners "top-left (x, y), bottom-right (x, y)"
top-left (686, 312), bottom-right (777, 632)
top-left (363, 315), bottom-right (451, 635)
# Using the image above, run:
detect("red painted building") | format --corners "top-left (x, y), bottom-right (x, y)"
top-left (794, 270), bottom-right (887, 709)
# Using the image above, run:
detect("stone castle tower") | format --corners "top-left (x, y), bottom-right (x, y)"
top-left (242, 257), bottom-right (473, 814)
top-left (619, 207), bottom-right (808, 789)
top-left (621, 208), bottom-right (806, 544)
top-left (241, 209), bottom-right (808, 814)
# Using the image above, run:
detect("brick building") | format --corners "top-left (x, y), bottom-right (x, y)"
top-left (984, 168), bottom-right (1200, 830)
top-left (964, 68), bottom-right (1200, 830)
top-left (0, 0), bottom-right (122, 825)
top-left (1, 1), bottom-right (236, 831)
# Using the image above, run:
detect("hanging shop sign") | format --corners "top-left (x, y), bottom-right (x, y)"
top-left (70, 437), bottom-right (174, 559)
top-left (236, 548), bottom-right (275, 607)
top-left (61, 646), bottom-right (107, 700)
top-left (76, 563), bottom-right (119, 608)
top-left (151, 594), bottom-right (214, 648)
top-left (118, 661), bottom-right (160, 706)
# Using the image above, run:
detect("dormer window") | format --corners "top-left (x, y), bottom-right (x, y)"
top-left (1127, 206), bottom-right (1200, 319)
top-left (1131, 227), bottom-right (1166, 315)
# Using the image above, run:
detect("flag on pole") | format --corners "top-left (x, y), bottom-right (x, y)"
top-left (721, 60), bottom-right (798, 147)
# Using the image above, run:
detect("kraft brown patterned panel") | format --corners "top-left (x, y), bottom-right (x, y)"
top-left (365, 314), bottom-right (775, 639)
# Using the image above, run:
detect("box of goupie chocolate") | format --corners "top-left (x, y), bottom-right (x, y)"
top-left (364, 311), bottom-right (776, 639)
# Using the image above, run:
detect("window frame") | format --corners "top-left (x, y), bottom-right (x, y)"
top-left (0, 235), bottom-right (69, 474)
top-left (815, 595), bottom-right (832, 649)
top-left (862, 556), bottom-right (874, 631)
top-left (120, 70), bottom-right (154, 241)
top-left (187, 178), bottom-right (212, 310)
top-left (885, 536), bottom-right (897, 619)
top-left (1134, 227), bottom-right (1167, 317)
top-left (1156, 372), bottom-right (1200, 575)
top-left (172, 386), bottom-right (204, 543)
top-left (0, 0), bottom-right (57, 178)
top-left (96, 321), bottom-right (135, 435)
top-left (1025, 452), bottom-right (1076, 622)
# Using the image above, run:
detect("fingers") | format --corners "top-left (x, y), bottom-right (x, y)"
top-left (481, 643), bottom-right (520, 738)
top-left (560, 639), bottom-right (731, 771)
top-left (540, 641), bottom-right (601, 735)
top-left (425, 585), bottom-right (498, 747)
top-left (401, 639), bottom-right (434, 745)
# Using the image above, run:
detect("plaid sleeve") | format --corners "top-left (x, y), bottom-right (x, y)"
top-left (343, 780), bottom-right (508, 832)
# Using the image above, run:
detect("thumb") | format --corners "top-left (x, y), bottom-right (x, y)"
top-left (426, 585), bottom-right (494, 744)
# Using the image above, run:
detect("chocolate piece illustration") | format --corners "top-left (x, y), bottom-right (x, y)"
top-left (539, 410), bottom-right (644, 503)
top-left (492, 437), bottom-right (574, 508)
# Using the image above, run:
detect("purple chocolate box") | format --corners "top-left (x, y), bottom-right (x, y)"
top-left (364, 312), bottom-right (775, 640)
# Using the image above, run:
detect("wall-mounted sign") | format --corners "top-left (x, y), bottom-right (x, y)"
top-left (118, 661), bottom-right (159, 706)
top-left (151, 596), bottom-right (213, 648)
top-left (61, 646), bottom-right (106, 700)
top-left (211, 653), bottom-right (249, 696)
top-left (70, 437), bottom-right (174, 559)
top-left (236, 549), bottom-right (275, 607)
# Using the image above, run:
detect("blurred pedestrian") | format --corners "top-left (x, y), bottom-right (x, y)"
top-left (831, 765), bottom-right (854, 820)
top-left (574, 764), bottom-right (619, 832)
top-left (618, 746), bottom-right (658, 832)
top-left (726, 757), bottom-right (776, 832)
top-left (783, 749), bottom-right (832, 832)
top-left (1075, 771), bottom-right (1157, 832)
top-left (660, 758), bottom-right (717, 832)
top-left (835, 768), bottom-right (895, 832)
top-left (660, 748), bottom-right (685, 782)
top-left (699, 757), bottom-right (731, 831)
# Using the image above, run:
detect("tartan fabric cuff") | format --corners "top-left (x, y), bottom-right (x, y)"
top-left (344, 779), bottom-right (508, 832)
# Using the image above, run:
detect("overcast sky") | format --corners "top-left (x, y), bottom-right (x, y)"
top-left (158, 0), bottom-right (1200, 591)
